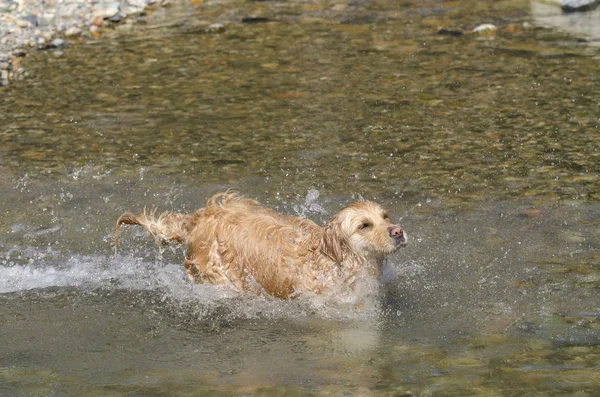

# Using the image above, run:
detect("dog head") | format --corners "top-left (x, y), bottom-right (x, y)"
top-left (321, 201), bottom-right (407, 263)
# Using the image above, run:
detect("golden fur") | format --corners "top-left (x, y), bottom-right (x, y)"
top-left (116, 192), bottom-right (406, 298)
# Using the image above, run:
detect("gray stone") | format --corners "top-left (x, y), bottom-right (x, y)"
top-left (108, 12), bottom-right (126, 23)
top-left (206, 23), bottom-right (225, 33)
top-left (64, 27), bottom-right (82, 37)
top-left (17, 15), bottom-right (38, 28)
top-left (125, 5), bottom-right (143, 15)
top-left (51, 38), bottom-right (64, 47)
top-left (93, 2), bottom-right (120, 19)
top-left (127, 0), bottom-right (147, 8)
top-left (473, 24), bottom-right (497, 33)
top-left (561, 0), bottom-right (600, 12)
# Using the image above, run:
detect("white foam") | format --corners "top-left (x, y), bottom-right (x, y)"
top-left (0, 252), bottom-right (168, 294)
top-left (0, 247), bottom-right (388, 321)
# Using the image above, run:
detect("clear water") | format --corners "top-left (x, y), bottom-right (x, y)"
top-left (1, 0), bottom-right (599, 395)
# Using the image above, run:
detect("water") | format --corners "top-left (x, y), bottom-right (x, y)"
top-left (1, 0), bottom-right (599, 395)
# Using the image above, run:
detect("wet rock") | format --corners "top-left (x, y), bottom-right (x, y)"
top-left (128, 0), bottom-right (149, 7)
top-left (50, 38), bottom-right (64, 48)
top-left (90, 25), bottom-right (101, 35)
top-left (90, 15), bottom-right (105, 27)
top-left (241, 16), bottom-right (272, 23)
top-left (473, 24), bottom-right (497, 33)
top-left (206, 23), bottom-right (225, 33)
top-left (561, 0), bottom-right (599, 13)
top-left (438, 28), bottom-right (463, 36)
top-left (64, 27), bottom-right (82, 37)
top-left (93, 2), bottom-right (121, 20)
top-left (125, 5), bottom-right (144, 15)
top-left (473, 23), bottom-right (497, 37)
top-left (108, 12), bottom-right (127, 23)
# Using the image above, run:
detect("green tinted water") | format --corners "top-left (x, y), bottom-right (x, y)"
top-left (1, 0), bottom-right (599, 395)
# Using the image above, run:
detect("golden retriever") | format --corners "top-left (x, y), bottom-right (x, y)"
top-left (115, 192), bottom-right (406, 298)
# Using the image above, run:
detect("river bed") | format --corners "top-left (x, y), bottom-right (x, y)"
top-left (1, 0), bottom-right (599, 395)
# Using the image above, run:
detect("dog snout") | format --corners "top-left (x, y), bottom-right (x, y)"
top-left (389, 226), bottom-right (403, 238)
top-left (389, 226), bottom-right (407, 248)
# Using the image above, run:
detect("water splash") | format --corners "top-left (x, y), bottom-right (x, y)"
top-left (0, 245), bottom-right (390, 321)
top-left (293, 189), bottom-right (328, 218)
top-left (398, 198), bottom-right (433, 221)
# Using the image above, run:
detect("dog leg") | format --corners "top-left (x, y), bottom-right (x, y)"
top-left (184, 241), bottom-right (245, 292)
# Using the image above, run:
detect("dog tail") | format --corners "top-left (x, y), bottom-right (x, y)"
top-left (115, 210), bottom-right (194, 246)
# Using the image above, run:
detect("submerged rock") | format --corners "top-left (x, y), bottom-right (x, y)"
top-left (206, 23), bottom-right (226, 33)
top-left (473, 24), bottom-right (497, 37)
top-left (241, 16), bottom-right (272, 23)
top-left (473, 24), bottom-right (497, 33)
top-left (438, 28), bottom-right (463, 36)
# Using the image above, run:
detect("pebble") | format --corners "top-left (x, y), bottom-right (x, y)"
top-left (93, 2), bottom-right (121, 20)
top-left (438, 28), bottom-right (463, 36)
top-left (473, 24), bottom-right (497, 33)
top-left (90, 16), bottom-right (105, 27)
top-left (64, 27), bottom-right (82, 37)
top-left (473, 23), bottom-right (497, 38)
top-left (51, 38), bottom-right (65, 48)
top-left (108, 12), bottom-right (126, 23)
top-left (206, 23), bottom-right (226, 33)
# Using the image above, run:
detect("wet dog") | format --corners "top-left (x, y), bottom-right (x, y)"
top-left (115, 192), bottom-right (406, 298)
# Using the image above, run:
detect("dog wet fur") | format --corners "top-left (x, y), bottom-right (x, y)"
top-left (116, 192), bottom-right (407, 298)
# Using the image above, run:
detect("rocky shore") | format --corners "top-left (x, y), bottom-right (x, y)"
top-left (2, 0), bottom-right (599, 87)
top-left (0, 0), bottom-right (170, 86)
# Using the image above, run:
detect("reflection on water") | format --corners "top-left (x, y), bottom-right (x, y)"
top-left (0, 0), bottom-right (599, 395)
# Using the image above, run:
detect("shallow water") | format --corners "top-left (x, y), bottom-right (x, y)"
top-left (1, 0), bottom-right (599, 395)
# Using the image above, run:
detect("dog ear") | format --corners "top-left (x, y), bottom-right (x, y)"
top-left (320, 221), bottom-right (345, 263)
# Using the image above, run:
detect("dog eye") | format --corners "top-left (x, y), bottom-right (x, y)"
top-left (359, 222), bottom-right (372, 230)
top-left (383, 213), bottom-right (390, 220)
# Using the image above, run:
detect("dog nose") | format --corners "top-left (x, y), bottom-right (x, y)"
top-left (389, 226), bottom-right (403, 238)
